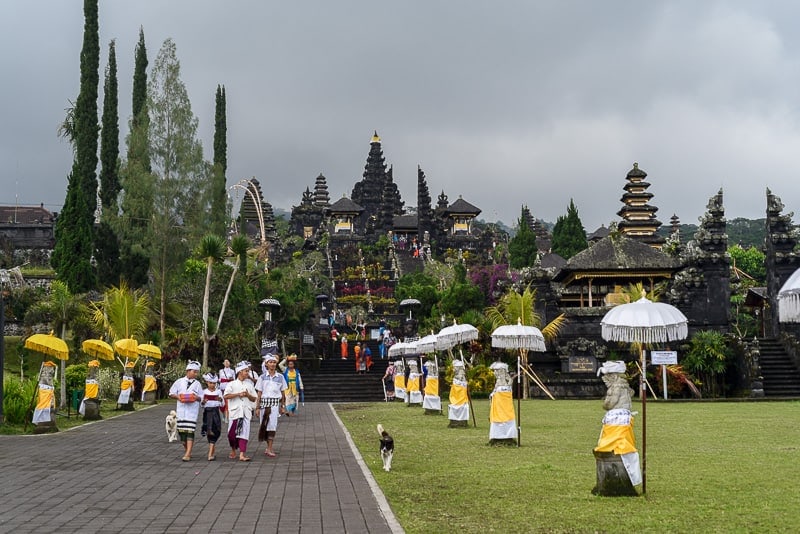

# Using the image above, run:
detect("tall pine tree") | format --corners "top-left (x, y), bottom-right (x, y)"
top-left (119, 27), bottom-right (152, 288)
top-left (210, 84), bottom-right (228, 236)
top-left (551, 199), bottom-right (588, 259)
top-left (52, 0), bottom-right (99, 292)
top-left (148, 38), bottom-right (208, 340)
top-left (96, 39), bottom-right (121, 287)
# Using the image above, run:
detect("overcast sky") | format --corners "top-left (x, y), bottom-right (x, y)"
top-left (3, 1), bottom-right (800, 232)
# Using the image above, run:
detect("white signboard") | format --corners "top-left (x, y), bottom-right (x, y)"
top-left (650, 350), bottom-right (678, 365)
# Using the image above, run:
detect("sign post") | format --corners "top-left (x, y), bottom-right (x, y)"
top-left (650, 351), bottom-right (678, 400)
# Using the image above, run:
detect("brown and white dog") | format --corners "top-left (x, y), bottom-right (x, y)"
top-left (166, 410), bottom-right (178, 442)
top-left (377, 424), bottom-right (394, 472)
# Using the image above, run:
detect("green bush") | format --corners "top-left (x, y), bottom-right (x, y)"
top-left (64, 364), bottom-right (88, 393)
top-left (3, 376), bottom-right (37, 424)
top-left (97, 367), bottom-right (120, 401)
top-left (683, 330), bottom-right (731, 397)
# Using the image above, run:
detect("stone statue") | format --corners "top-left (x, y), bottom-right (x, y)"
top-left (32, 361), bottom-right (58, 432)
top-left (448, 359), bottom-right (470, 427)
top-left (422, 359), bottom-right (441, 413)
top-left (592, 361), bottom-right (641, 496)
top-left (488, 361), bottom-right (516, 442)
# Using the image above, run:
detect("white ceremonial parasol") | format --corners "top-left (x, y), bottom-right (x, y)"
top-left (491, 320), bottom-right (549, 447)
top-left (778, 267), bottom-right (800, 323)
top-left (388, 341), bottom-right (417, 358)
top-left (414, 333), bottom-right (438, 354)
top-left (435, 321), bottom-right (478, 351)
top-left (600, 294), bottom-right (688, 495)
top-left (491, 321), bottom-right (547, 352)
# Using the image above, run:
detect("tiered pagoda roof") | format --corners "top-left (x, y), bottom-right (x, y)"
top-left (616, 162), bottom-right (664, 248)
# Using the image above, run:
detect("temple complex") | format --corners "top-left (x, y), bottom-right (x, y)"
top-left (288, 132), bottom-right (487, 255)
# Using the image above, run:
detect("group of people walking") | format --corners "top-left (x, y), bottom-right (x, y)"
top-left (168, 354), bottom-right (304, 462)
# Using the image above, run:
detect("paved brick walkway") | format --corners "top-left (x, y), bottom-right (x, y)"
top-left (0, 403), bottom-right (402, 534)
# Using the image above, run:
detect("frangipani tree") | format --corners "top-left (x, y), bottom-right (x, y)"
top-left (198, 234), bottom-right (227, 367)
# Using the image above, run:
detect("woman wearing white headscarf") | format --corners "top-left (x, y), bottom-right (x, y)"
top-left (224, 361), bottom-right (257, 462)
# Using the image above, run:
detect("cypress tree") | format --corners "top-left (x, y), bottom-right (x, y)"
top-left (96, 39), bottom-right (121, 287)
top-left (508, 209), bottom-right (538, 269)
top-left (119, 27), bottom-right (152, 288)
top-left (210, 84), bottom-right (228, 236)
top-left (417, 166), bottom-right (433, 243)
top-left (551, 199), bottom-right (588, 259)
top-left (130, 27), bottom-right (150, 172)
top-left (52, 0), bottom-right (99, 292)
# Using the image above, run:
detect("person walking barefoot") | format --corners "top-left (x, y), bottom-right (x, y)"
top-left (168, 361), bottom-right (204, 461)
top-left (224, 362), bottom-right (257, 462)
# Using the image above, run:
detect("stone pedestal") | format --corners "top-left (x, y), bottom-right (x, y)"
top-left (592, 450), bottom-right (638, 497)
top-left (448, 419), bottom-right (468, 428)
top-left (83, 398), bottom-right (102, 420)
top-left (141, 391), bottom-right (157, 405)
top-left (118, 399), bottom-right (135, 411)
top-left (33, 418), bottom-right (59, 434)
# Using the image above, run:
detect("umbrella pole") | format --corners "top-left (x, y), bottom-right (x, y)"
top-left (24, 362), bottom-right (45, 432)
top-left (459, 348), bottom-right (477, 428)
top-left (517, 350), bottom-right (522, 447)
top-left (640, 346), bottom-right (647, 496)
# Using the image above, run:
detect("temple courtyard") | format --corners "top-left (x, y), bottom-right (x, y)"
top-left (1, 399), bottom-right (798, 533)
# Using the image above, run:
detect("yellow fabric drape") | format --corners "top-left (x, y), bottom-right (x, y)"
top-left (449, 383), bottom-right (468, 405)
top-left (490, 391), bottom-right (514, 423)
top-left (143, 375), bottom-right (157, 393)
top-left (424, 377), bottom-right (438, 396)
top-left (594, 422), bottom-right (638, 455)
top-left (286, 369), bottom-right (298, 396)
top-left (394, 375), bottom-right (405, 390)
top-left (120, 378), bottom-right (133, 391)
top-left (407, 376), bottom-right (420, 393)
top-left (84, 382), bottom-right (99, 399)
top-left (36, 388), bottom-right (54, 411)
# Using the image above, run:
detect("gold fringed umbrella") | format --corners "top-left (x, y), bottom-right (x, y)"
top-left (24, 333), bottom-right (69, 361)
top-left (137, 343), bottom-right (162, 359)
top-left (82, 339), bottom-right (114, 361)
top-left (114, 338), bottom-right (139, 359)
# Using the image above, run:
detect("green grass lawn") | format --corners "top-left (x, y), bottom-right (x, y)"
top-left (336, 399), bottom-right (800, 533)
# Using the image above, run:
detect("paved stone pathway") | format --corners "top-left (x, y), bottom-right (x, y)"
top-left (0, 403), bottom-right (402, 534)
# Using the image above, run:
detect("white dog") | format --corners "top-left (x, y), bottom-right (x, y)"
top-left (165, 410), bottom-right (178, 442)
top-left (377, 424), bottom-right (394, 472)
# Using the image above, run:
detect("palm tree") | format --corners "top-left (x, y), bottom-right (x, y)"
top-left (485, 285), bottom-right (566, 399)
top-left (485, 285), bottom-right (566, 341)
top-left (214, 234), bottom-right (250, 340)
top-left (91, 282), bottom-right (153, 343)
top-left (198, 234), bottom-right (227, 367)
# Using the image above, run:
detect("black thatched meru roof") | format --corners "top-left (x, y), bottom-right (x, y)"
top-left (553, 234), bottom-right (679, 282)
top-left (326, 196), bottom-right (364, 214)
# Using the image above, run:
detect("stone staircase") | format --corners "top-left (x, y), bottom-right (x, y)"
top-left (302, 347), bottom-right (391, 402)
top-left (757, 337), bottom-right (800, 397)
top-left (394, 252), bottom-right (424, 277)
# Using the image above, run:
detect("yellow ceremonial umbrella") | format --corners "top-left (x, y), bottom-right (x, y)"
top-left (137, 343), bottom-right (162, 359)
top-left (24, 333), bottom-right (69, 361)
top-left (82, 339), bottom-right (115, 361)
top-left (114, 338), bottom-right (139, 359)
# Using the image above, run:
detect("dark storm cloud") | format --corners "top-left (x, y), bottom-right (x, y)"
top-left (3, 1), bottom-right (800, 232)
